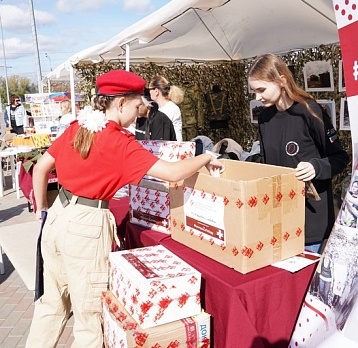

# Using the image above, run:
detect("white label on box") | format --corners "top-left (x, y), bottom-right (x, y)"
top-left (183, 187), bottom-right (226, 246)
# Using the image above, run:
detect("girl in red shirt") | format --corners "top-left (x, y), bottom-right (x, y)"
top-left (26, 70), bottom-right (224, 348)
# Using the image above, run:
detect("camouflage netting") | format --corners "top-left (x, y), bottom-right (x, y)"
top-left (72, 44), bottom-right (351, 196)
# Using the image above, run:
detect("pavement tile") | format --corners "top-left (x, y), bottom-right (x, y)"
top-left (9, 318), bottom-right (32, 337)
top-left (0, 304), bottom-right (17, 319)
top-left (0, 334), bottom-right (22, 348)
top-left (13, 297), bottom-right (32, 311)
top-left (0, 327), bottom-right (12, 344)
top-left (5, 290), bottom-right (26, 305)
top-left (1, 308), bottom-right (23, 326)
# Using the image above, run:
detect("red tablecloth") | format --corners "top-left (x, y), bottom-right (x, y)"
top-left (124, 220), bottom-right (170, 248)
top-left (19, 161), bottom-right (58, 212)
top-left (110, 203), bottom-right (317, 348)
top-left (108, 197), bottom-right (130, 235)
top-left (108, 197), bottom-right (130, 250)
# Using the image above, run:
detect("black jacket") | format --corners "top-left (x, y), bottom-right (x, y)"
top-left (258, 100), bottom-right (349, 243)
top-left (135, 102), bottom-right (176, 141)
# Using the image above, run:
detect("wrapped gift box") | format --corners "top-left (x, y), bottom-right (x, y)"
top-left (109, 245), bottom-right (202, 328)
top-left (129, 179), bottom-right (170, 234)
top-left (170, 159), bottom-right (305, 274)
top-left (129, 141), bottom-right (195, 233)
top-left (102, 290), bottom-right (210, 348)
top-left (138, 140), bottom-right (195, 162)
top-left (138, 140), bottom-right (195, 182)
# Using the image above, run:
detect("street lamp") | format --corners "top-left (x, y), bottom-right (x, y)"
top-left (28, 0), bottom-right (42, 93)
top-left (0, 7), bottom-right (9, 106)
top-left (45, 53), bottom-right (52, 71)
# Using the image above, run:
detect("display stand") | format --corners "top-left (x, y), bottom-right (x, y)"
top-left (24, 93), bottom-right (64, 135)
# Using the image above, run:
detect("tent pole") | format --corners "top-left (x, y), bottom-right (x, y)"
top-left (300, 0), bottom-right (336, 25)
top-left (126, 43), bottom-right (130, 71)
top-left (193, 9), bottom-right (232, 60)
top-left (70, 65), bottom-right (76, 117)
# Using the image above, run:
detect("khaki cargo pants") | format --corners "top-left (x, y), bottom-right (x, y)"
top-left (25, 194), bottom-right (116, 348)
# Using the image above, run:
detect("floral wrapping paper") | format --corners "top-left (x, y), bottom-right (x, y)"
top-left (108, 245), bottom-right (202, 328)
top-left (129, 184), bottom-right (170, 234)
top-left (102, 290), bottom-right (211, 348)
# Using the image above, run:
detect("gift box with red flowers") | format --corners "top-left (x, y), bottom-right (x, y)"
top-left (129, 180), bottom-right (170, 234)
top-left (108, 245), bottom-right (202, 328)
top-left (102, 290), bottom-right (210, 348)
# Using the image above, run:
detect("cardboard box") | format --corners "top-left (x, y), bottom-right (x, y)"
top-left (109, 245), bottom-right (202, 328)
top-left (129, 179), bottom-right (170, 234)
top-left (170, 159), bottom-right (305, 274)
top-left (102, 290), bottom-right (211, 348)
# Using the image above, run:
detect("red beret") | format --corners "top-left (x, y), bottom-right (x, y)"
top-left (96, 70), bottom-right (146, 96)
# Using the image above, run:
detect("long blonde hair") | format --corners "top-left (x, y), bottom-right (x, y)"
top-left (150, 75), bottom-right (185, 104)
top-left (72, 95), bottom-right (113, 159)
top-left (248, 53), bottom-right (321, 120)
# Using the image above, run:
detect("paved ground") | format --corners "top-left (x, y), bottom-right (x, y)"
top-left (0, 174), bottom-right (74, 347)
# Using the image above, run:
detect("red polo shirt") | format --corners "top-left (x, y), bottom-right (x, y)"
top-left (47, 120), bottom-right (158, 200)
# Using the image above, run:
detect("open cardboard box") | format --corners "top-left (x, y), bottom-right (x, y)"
top-left (170, 159), bottom-right (305, 274)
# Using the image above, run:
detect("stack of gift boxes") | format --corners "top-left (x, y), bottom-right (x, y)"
top-left (102, 244), bottom-right (211, 347)
top-left (129, 141), bottom-right (196, 234)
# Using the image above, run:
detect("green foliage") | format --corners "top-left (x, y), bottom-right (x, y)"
top-left (0, 75), bottom-right (37, 108)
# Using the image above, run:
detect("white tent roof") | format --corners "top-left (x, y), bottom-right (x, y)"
top-left (44, 0), bottom-right (339, 81)
top-left (70, 0), bottom-right (338, 64)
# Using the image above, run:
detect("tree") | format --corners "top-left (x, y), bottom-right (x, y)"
top-left (0, 75), bottom-right (37, 107)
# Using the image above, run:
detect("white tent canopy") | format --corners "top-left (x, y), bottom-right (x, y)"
top-left (43, 0), bottom-right (339, 86)
top-left (70, 0), bottom-right (338, 64)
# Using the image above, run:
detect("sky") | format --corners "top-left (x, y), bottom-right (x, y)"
top-left (0, 0), bottom-right (171, 83)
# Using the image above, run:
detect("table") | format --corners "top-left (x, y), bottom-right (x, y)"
top-left (108, 197), bottom-right (130, 250)
top-left (12, 135), bottom-right (36, 147)
top-left (12, 134), bottom-right (52, 149)
top-left (112, 202), bottom-right (317, 348)
top-left (0, 147), bottom-right (33, 198)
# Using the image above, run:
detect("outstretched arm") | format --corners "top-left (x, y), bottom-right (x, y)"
top-left (147, 153), bottom-right (224, 182)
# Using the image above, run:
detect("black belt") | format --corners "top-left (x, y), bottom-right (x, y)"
top-left (59, 187), bottom-right (109, 209)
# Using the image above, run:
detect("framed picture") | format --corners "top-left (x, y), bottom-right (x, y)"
top-left (303, 60), bottom-right (334, 92)
top-left (340, 97), bottom-right (350, 131)
top-left (317, 99), bottom-right (336, 129)
top-left (249, 100), bottom-right (264, 123)
top-left (339, 60), bottom-right (346, 93)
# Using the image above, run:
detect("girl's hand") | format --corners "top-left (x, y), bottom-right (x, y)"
top-left (35, 209), bottom-right (47, 223)
top-left (205, 156), bottom-right (225, 176)
top-left (295, 161), bottom-right (316, 181)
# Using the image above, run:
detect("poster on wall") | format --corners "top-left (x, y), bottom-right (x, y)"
top-left (339, 60), bottom-right (346, 92)
top-left (249, 100), bottom-right (264, 123)
top-left (317, 99), bottom-right (336, 129)
top-left (290, 1), bottom-right (358, 347)
top-left (340, 97), bottom-right (350, 131)
top-left (303, 60), bottom-right (335, 92)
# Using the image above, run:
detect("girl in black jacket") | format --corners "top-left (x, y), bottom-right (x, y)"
top-left (248, 53), bottom-right (349, 253)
